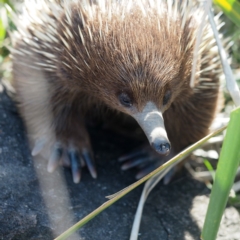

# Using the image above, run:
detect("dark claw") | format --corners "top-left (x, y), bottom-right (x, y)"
top-left (120, 145), bottom-right (177, 183)
top-left (68, 150), bottom-right (81, 183)
top-left (135, 162), bottom-right (161, 179)
top-left (121, 157), bottom-right (151, 170)
top-left (118, 148), bottom-right (147, 162)
top-left (48, 145), bottom-right (63, 173)
top-left (82, 149), bottom-right (97, 179)
top-left (32, 139), bottom-right (45, 156)
top-left (163, 167), bottom-right (177, 185)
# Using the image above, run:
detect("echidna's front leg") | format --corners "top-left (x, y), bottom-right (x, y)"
top-left (48, 98), bottom-right (97, 183)
top-left (47, 125), bottom-right (96, 183)
top-left (12, 52), bottom-right (96, 183)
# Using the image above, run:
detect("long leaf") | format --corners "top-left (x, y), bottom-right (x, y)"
top-left (0, 18), bottom-right (6, 41)
top-left (201, 107), bottom-right (240, 240)
top-left (214, 0), bottom-right (240, 27)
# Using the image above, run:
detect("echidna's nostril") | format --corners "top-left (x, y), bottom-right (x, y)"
top-left (159, 143), bottom-right (170, 154)
top-left (152, 141), bottom-right (171, 156)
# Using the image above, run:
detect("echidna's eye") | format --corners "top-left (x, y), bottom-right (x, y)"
top-left (119, 92), bottom-right (133, 107)
top-left (163, 90), bottom-right (171, 105)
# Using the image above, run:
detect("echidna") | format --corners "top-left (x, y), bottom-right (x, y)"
top-left (10, 0), bottom-right (223, 183)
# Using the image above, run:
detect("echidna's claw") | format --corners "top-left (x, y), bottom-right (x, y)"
top-left (68, 150), bottom-right (81, 184)
top-left (135, 158), bottom-right (169, 179)
top-left (44, 141), bottom-right (97, 183)
top-left (162, 168), bottom-right (177, 185)
top-left (135, 163), bottom-right (160, 179)
top-left (32, 139), bottom-right (46, 156)
top-left (121, 157), bottom-right (150, 170)
top-left (119, 145), bottom-right (176, 182)
top-left (118, 148), bottom-right (147, 162)
top-left (82, 149), bottom-right (97, 179)
top-left (47, 143), bottom-right (63, 173)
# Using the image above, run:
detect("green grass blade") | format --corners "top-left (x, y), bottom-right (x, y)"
top-left (0, 18), bottom-right (6, 41)
top-left (214, 0), bottom-right (240, 27)
top-left (54, 126), bottom-right (226, 240)
top-left (201, 107), bottom-right (240, 240)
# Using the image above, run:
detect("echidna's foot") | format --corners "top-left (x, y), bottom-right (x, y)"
top-left (119, 145), bottom-right (176, 183)
top-left (119, 145), bottom-right (165, 179)
top-left (32, 139), bottom-right (96, 183)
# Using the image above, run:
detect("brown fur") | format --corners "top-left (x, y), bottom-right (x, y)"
top-left (11, 1), bottom-right (222, 170)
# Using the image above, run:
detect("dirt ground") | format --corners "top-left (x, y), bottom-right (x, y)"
top-left (0, 86), bottom-right (240, 240)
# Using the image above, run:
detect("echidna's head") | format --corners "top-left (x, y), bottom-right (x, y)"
top-left (56, 1), bottom-right (200, 155)
top-left (95, 55), bottom-right (191, 156)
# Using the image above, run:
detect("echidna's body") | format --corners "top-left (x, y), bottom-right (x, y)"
top-left (11, 0), bottom-right (223, 183)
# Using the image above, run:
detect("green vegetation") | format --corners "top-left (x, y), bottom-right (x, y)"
top-left (202, 108), bottom-right (240, 240)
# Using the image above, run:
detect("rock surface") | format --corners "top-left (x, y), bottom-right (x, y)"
top-left (0, 87), bottom-right (240, 240)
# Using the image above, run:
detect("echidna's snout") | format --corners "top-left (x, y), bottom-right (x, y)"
top-left (133, 102), bottom-right (171, 156)
top-left (148, 124), bottom-right (171, 156)
top-left (151, 134), bottom-right (171, 155)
